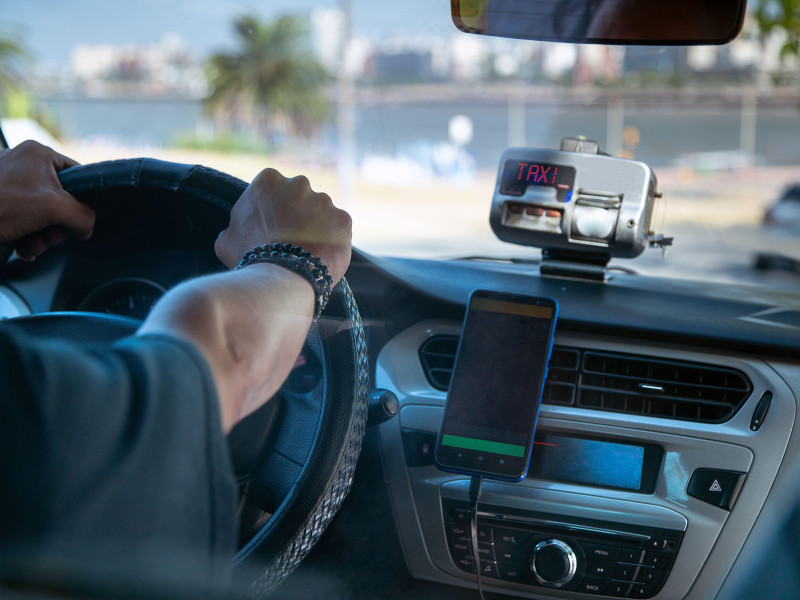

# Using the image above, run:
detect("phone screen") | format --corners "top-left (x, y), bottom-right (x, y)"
top-left (435, 290), bottom-right (558, 481)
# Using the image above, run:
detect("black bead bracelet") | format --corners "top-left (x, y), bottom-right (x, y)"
top-left (234, 242), bottom-right (334, 320)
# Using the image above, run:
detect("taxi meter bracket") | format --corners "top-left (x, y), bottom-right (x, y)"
top-left (490, 138), bottom-right (673, 282)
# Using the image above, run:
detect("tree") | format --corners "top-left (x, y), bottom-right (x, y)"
top-left (754, 0), bottom-right (800, 60)
top-left (206, 14), bottom-right (330, 139)
top-left (0, 31), bottom-right (29, 112)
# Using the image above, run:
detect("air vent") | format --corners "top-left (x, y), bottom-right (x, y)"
top-left (417, 335), bottom-right (752, 423)
top-left (418, 335), bottom-right (579, 403)
top-left (543, 346), bottom-right (580, 405)
top-left (578, 352), bottom-right (751, 423)
top-left (418, 336), bottom-right (459, 391)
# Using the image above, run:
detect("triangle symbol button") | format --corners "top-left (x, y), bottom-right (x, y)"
top-left (709, 480), bottom-right (723, 492)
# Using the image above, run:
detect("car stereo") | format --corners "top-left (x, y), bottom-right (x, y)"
top-left (490, 139), bottom-right (663, 260)
top-left (442, 497), bottom-right (683, 598)
top-left (403, 425), bottom-right (684, 597)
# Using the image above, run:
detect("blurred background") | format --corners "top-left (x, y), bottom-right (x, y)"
top-left (1, 0), bottom-right (799, 286)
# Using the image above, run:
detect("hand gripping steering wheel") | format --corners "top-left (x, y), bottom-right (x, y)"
top-left (0, 158), bottom-right (369, 596)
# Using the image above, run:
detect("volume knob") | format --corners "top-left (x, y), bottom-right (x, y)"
top-left (530, 539), bottom-right (578, 588)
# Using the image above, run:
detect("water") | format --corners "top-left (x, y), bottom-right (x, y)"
top-left (39, 96), bottom-right (800, 168)
top-left (40, 98), bottom-right (204, 149)
top-left (352, 103), bottom-right (800, 168)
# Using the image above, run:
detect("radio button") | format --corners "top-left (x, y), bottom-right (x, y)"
top-left (637, 568), bottom-right (666, 585)
top-left (480, 561), bottom-right (500, 579)
top-left (454, 556), bottom-right (475, 573)
top-left (447, 522), bottom-right (492, 543)
top-left (578, 580), bottom-right (609, 595)
top-left (449, 539), bottom-right (471, 555)
top-left (446, 523), bottom-right (469, 539)
top-left (613, 564), bottom-right (640, 581)
top-left (585, 560), bottom-right (615, 580)
top-left (493, 527), bottom-right (529, 548)
top-left (643, 552), bottom-right (674, 570)
top-left (498, 564), bottom-right (527, 582)
top-left (630, 582), bottom-right (661, 598)
top-left (646, 538), bottom-right (669, 551)
top-left (582, 543), bottom-right (620, 562)
top-left (495, 543), bottom-right (525, 564)
top-left (619, 549), bottom-right (646, 564)
top-left (476, 542), bottom-right (495, 560)
top-left (607, 581), bottom-right (633, 597)
top-left (477, 525), bottom-right (492, 542)
top-left (452, 509), bottom-right (471, 523)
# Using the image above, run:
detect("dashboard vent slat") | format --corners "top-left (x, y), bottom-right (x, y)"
top-left (417, 335), bottom-right (752, 424)
top-left (418, 336), bottom-right (459, 391)
top-left (542, 347), bottom-right (579, 405)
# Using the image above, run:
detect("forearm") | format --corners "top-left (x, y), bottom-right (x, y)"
top-left (138, 263), bottom-right (315, 433)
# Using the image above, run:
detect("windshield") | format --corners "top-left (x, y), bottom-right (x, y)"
top-left (2, 0), bottom-right (800, 290)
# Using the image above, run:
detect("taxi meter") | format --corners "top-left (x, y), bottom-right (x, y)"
top-left (490, 138), bottom-right (671, 273)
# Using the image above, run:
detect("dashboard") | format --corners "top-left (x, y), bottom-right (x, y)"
top-left (2, 194), bottom-right (800, 600)
top-left (378, 322), bottom-right (790, 598)
top-left (346, 253), bottom-right (800, 600)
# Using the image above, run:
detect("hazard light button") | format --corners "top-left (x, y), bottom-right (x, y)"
top-left (687, 468), bottom-right (746, 511)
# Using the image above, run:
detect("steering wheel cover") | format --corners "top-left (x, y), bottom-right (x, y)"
top-left (43, 159), bottom-right (369, 592)
top-left (58, 158), bottom-right (248, 210)
top-left (237, 278), bottom-right (370, 595)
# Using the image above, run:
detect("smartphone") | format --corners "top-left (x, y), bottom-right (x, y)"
top-left (434, 290), bottom-right (558, 482)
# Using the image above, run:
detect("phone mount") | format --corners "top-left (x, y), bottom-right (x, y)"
top-left (489, 138), bottom-right (672, 282)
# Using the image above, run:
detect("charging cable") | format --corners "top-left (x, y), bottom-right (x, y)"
top-left (469, 475), bottom-right (486, 600)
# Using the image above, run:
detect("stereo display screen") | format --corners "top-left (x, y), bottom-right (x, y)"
top-left (529, 433), bottom-right (663, 493)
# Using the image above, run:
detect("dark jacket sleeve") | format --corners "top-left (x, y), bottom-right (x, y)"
top-left (0, 329), bottom-right (237, 583)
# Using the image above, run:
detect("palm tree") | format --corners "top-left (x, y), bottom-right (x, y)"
top-left (754, 0), bottom-right (800, 60)
top-left (0, 32), bottom-right (29, 111)
top-left (206, 14), bottom-right (330, 139)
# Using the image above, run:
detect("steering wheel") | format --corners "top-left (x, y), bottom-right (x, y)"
top-left (0, 159), bottom-right (369, 596)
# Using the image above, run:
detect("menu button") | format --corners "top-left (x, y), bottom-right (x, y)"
top-left (583, 543), bottom-right (620, 561)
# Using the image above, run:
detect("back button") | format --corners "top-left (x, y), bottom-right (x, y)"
top-left (578, 580), bottom-right (609, 595)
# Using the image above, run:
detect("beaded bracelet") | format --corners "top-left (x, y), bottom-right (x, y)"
top-left (234, 242), bottom-right (334, 320)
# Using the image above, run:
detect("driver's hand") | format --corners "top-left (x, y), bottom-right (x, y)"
top-left (0, 140), bottom-right (95, 261)
top-left (215, 168), bottom-right (352, 286)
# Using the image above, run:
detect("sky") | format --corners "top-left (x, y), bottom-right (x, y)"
top-left (0, 0), bottom-right (455, 67)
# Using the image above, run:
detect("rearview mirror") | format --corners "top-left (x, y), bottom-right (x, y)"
top-left (451, 0), bottom-right (747, 45)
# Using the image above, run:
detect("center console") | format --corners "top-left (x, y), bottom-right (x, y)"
top-left (375, 322), bottom-right (795, 599)
top-left (442, 495), bottom-right (683, 598)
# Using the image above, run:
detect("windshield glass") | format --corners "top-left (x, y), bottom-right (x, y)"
top-left (2, 0), bottom-right (800, 290)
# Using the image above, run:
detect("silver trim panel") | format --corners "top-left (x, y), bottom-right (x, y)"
top-left (480, 514), bottom-right (651, 543)
top-left (377, 320), bottom-right (798, 600)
